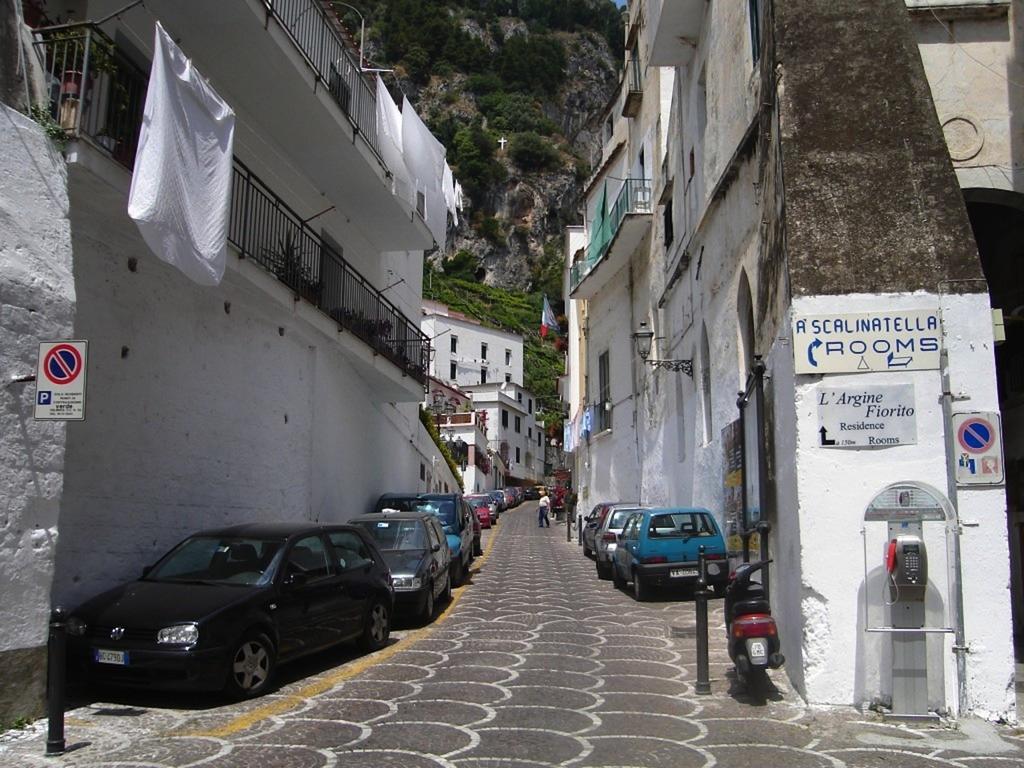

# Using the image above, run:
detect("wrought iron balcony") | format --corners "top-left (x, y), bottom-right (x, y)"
top-left (33, 24), bottom-right (148, 170)
top-left (622, 49), bottom-right (643, 118)
top-left (570, 178), bottom-right (652, 297)
top-left (229, 160), bottom-right (430, 383)
top-left (264, 0), bottom-right (380, 161)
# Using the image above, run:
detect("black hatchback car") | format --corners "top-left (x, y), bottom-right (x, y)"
top-left (350, 512), bottom-right (452, 622)
top-left (66, 523), bottom-right (394, 698)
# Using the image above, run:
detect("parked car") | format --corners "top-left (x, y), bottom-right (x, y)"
top-left (611, 508), bottom-right (729, 601)
top-left (466, 495), bottom-right (494, 528)
top-left (583, 502), bottom-right (641, 573)
top-left (488, 490), bottom-right (506, 516)
top-left (523, 486), bottom-right (540, 501)
top-left (417, 494), bottom-right (476, 586)
top-left (350, 512), bottom-right (451, 622)
top-left (502, 488), bottom-right (515, 509)
top-left (66, 523), bottom-right (393, 699)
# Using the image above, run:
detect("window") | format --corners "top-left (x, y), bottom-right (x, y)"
top-left (528, 398), bottom-right (533, 413)
top-left (450, 361), bottom-right (457, 380)
top-left (502, 409), bottom-right (509, 428)
top-left (327, 530), bottom-right (373, 571)
top-left (598, 351), bottom-right (612, 432)
top-left (515, 416), bottom-right (521, 433)
top-left (480, 367), bottom-right (487, 384)
top-left (528, 427), bottom-right (532, 439)
top-left (505, 373), bottom-right (511, 383)
top-left (664, 198), bottom-right (674, 248)
top-left (451, 335), bottom-right (458, 353)
top-left (505, 348), bottom-right (512, 365)
top-left (420, 463), bottom-right (425, 480)
top-left (749, 0), bottom-right (762, 64)
top-left (517, 391), bottom-right (522, 403)
top-left (515, 447), bottom-right (521, 464)
top-left (287, 535), bottom-right (331, 580)
top-left (481, 342), bottom-right (488, 360)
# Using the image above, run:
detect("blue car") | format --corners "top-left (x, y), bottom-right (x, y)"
top-left (611, 507), bottom-right (729, 601)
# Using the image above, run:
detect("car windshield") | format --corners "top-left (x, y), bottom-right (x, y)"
top-left (647, 512), bottom-right (718, 538)
top-left (355, 520), bottom-right (427, 551)
top-left (414, 500), bottom-right (458, 529)
top-left (608, 509), bottom-right (642, 529)
top-left (146, 536), bottom-right (283, 586)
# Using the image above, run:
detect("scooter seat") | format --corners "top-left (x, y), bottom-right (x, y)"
top-left (730, 598), bottom-right (771, 620)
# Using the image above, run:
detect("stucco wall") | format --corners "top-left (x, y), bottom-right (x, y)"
top-left (0, 105), bottom-right (74, 722)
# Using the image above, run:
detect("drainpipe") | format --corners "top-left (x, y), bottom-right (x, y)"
top-left (939, 322), bottom-right (969, 718)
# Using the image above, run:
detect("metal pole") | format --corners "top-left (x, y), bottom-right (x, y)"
top-left (45, 607), bottom-right (67, 756)
top-left (695, 545), bottom-right (711, 695)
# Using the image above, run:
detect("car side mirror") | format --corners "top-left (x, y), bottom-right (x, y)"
top-left (141, 564), bottom-right (154, 577)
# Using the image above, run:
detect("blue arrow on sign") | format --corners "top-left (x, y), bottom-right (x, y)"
top-left (807, 338), bottom-right (823, 367)
top-left (887, 352), bottom-right (912, 368)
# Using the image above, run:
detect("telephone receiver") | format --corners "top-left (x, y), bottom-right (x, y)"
top-left (886, 539), bottom-right (898, 574)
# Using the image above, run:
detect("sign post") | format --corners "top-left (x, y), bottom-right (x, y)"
top-left (951, 412), bottom-right (1003, 486)
top-left (793, 309), bottom-right (941, 375)
top-left (34, 340), bottom-right (88, 421)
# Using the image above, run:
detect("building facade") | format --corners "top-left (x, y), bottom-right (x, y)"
top-left (565, 0), bottom-right (1018, 720)
top-left (0, 0), bottom-right (453, 721)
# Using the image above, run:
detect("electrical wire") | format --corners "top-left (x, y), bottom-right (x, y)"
top-left (927, 8), bottom-right (1024, 90)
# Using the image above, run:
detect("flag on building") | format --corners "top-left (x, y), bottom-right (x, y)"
top-left (541, 295), bottom-right (560, 338)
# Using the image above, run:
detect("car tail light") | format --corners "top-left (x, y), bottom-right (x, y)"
top-left (705, 553), bottom-right (725, 561)
top-left (602, 533), bottom-right (617, 542)
top-left (640, 555), bottom-right (667, 564)
top-left (731, 614), bottom-right (777, 638)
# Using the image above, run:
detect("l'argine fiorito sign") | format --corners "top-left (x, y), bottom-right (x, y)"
top-left (793, 309), bottom-right (941, 374)
top-left (816, 383), bottom-right (917, 448)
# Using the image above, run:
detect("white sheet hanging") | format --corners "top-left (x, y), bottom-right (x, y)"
top-left (376, 75), bottom-right (413, 209)
top-left (442, 162), bottom-right (458, 226)
top-left (128, 22), bottom-right (235, 286)
top-left (402, 96), bottom-right (447, 250)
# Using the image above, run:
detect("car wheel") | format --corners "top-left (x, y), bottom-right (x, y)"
top-left (225, 631), bottom-right (276, 699)
top-left (583, 544), bottom-right (592, 558)
top-left (632, 572), bottom-right (649, 602)
top-left (596, 560), bottom-right (611, 581)
top-left (358, 598), bottom-right (391, 652)
top-left (612, 563), bottom-right (626, 589)
top-left (451, 560), bottom-right (463, 588)
top-left (420, 583), bottom-right (435, 623)
top-left (474, 538), bottom-right (483, 557)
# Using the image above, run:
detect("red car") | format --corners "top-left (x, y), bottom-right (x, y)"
top-left (466, 495), bottom-right (495, 527)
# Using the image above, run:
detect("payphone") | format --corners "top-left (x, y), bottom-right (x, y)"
top-left (886, 534), bottom-right (928, 603)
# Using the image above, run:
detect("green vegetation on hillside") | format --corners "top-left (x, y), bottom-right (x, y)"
top-left (424, 267), bottom-right (566, 436)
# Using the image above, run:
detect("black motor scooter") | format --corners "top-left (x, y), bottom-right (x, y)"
top-left (724, 559), bottom-right (785, 692)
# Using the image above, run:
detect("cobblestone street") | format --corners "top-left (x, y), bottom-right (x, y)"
top-left (3, 504), bottom-right (1024, 767)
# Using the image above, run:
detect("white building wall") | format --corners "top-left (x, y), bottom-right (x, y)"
top-left (422, 311), bottom-right (524, 389)
top-left (0, 106), bottom-right (74, 717)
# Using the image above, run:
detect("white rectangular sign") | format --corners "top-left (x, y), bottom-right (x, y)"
top-left (34, 340), bottom-right (88, 421)
top-left (952, 411), bottom-right (1004, 486)
top-left (817, 383), bottom-right (917, 448)
top-left (793, 309), bottom-right (941, 375)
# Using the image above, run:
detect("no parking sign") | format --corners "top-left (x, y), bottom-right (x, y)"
top-left (952, 411), bottom-right (1003, 486)
top-left (34, 340), bottom-right (88, 421)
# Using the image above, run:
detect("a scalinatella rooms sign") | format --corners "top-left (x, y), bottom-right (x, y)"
top-left (793, 308), bottom-right (941, 375)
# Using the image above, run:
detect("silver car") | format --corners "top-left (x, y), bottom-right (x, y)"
top-left (592, 504), bottom-right (645, 580)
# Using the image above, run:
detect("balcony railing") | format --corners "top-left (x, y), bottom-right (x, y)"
top-left (571, 178), bottom-right (652, 291)
top-left (33, 24), bottom-right (148, 170)
top-left (33, 26), bottom-right (428, 385)
top-left (229, 160), bottom-right (429, 383)
top-left (264, 0), bottom-right (381, 160)
top-left (622, 49), bottom-right (643, 117)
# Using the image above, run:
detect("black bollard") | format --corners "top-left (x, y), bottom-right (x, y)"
top-left (694, 546), bottom-right (711, 695)
top-left (577, 515), bottom-right (583, 546)
top-left (46, 607), bottom-right (67, 755)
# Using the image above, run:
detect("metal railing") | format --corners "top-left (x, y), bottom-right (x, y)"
top-left (229, 160), bottom-right (429, 383)
top-left (571, 178), bottom-right (652, 291)
top-left (33, 24), bottom-right (148, 170)
top-left (264, 0), bottom-right (381, 160)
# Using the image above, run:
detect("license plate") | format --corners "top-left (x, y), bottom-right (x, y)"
top-left (94, 648), bottom-right (128, 665)
top-left (748, 639), bottom-right (768, 664)
top-left (670, 568), bottom-right (698, 578)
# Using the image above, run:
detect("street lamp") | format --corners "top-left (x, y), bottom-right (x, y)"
top-left (331, 1), bottom-right (393, 73)
top-left (632, 321), bottom-right (693, 377)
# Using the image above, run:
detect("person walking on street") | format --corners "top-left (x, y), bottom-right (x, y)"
top-left (538, 492), bottom-right (551, 527)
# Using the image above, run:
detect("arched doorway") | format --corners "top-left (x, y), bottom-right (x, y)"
top-left (964, 188), bottom-right (1024, 644)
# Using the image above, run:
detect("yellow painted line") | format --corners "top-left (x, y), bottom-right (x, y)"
top-left (182, 522), bottom-right (502, 738)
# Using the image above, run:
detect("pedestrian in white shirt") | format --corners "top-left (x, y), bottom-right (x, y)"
top-left (538, 493), bottom-right (551, 528)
